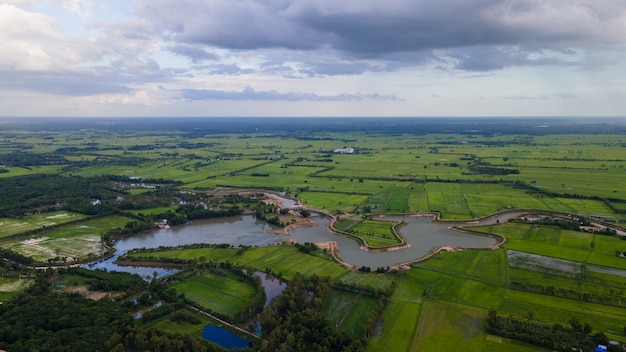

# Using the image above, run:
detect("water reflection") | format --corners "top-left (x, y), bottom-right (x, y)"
top-left (254, 271), bottom-right (287, 308)
top-left (86, 215), bottom-right (288, 278)
top-left (87, 211), bottom-right (527, 276)
top-left (202, 325), bottom-right (250, 349)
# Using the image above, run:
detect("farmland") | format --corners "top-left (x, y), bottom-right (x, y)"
top-left (1, 117), bottom-right (626, 351)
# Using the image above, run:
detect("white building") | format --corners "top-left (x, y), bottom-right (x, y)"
top-left (333, 147), bottom-right (354, 154)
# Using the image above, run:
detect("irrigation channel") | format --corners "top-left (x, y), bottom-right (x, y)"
top-left (85, 197), bottom-right (527, 348)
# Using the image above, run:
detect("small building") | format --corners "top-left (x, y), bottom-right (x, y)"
top-left (595, 345), bottom-right (608, 352)
top-left (333, 147), bottom-right (354, 154)
top-left (290, 204), bottom-right (303, 211)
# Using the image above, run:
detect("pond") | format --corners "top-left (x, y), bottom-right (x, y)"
top-left (202, 325), bottom-right (250, 350)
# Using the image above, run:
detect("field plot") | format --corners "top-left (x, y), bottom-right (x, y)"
top-left (408, 190), bottom-right (429, 212)
top-left (555, 198), bottom-right (617, 217)
top-left (351, 219), bottom-right (401, 247)
top-left (126, 247), bottom-right (240, 263)
top-left (498, 290), bottom-right (626, 335)
top-left (337, 271), bottom-right (396, 291)
top-left (0, 215), bottom-right (132, 262)
top-left (415, 249), bottom-right (507, 286)
top-left (508, 250), bottom-right (582, 278)
top-left (424, 183), bottom-right (472, 219)
top-left (126, 206), bottom-right (178, 216)
top-left (142, 309), bottom-right (209, 338)
top-left (429, 275), bottom-right (505, 309)
top-left (323, 289), bottom-right (379, 337)
top-left (408, 295), bottom-right (566, 352)
top-left (361, 192), bottom-right (393, 213)
top-left (298, 191), bottom-right (368, 212)
top-left (478, 222), bottom-right (626, 270)
top-left (333, 218), bottom-right (361, 231)
top-left (0, 278), bottom-right (31, 301)
top-left (238, 245), bottom-right (348, 281)
top-left (0, 211), bottom-right (86, 239)
top-left (170, 271), bottom-right (258, 318)
top-left (365, 300), bottom-right (421, 352)
top-left (382, 189), bottom-right (411, 213)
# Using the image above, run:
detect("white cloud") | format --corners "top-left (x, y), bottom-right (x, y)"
top-left (0, 4), bottom-right (73, 70)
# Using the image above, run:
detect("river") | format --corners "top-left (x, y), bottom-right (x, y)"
top-left (88, 210), bottom-right (528, 277)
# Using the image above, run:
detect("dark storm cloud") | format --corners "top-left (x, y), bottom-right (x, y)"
top-left (182, 86), bottom-right (397, 101)
top-left (135, 0), bottom-right (626, 72)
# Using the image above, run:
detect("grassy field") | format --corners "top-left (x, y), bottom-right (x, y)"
top-left (129, 244), bottom-right (396, 292)
top-left (0, 211), bottom-right (87, 239)
top-left (127, 247), bottom-right (241, 263)
top-left (170, 270), bottom-right (258, 319)
top-left (410, 300), bottom-right (547, 352)
top-left (0, 215), bottom-right (132, 262)
top-left (414, 249), bottom-right (507, 286)
top-left (298, 191), bottom-right (368, 212)
top-left (366, 300), bottom-right (421, 352)
top-left (126, 206), bottom-right (178, 216)
top-left (350, 219), bottom-right (402, 248)
top-left (0, 278), bottom-right (32, 301)
top-left (141, 309), bottom-right (210, 338)
top-left (322, 289), bottom-right (379, 337)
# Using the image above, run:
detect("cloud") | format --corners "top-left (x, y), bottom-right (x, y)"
top-left (136, 0), bottom-right (626, 64)
top-left (168, 44), bottom-right (217, 63)
top-left (53, 0), bottom-right (99, 18)
top-left (0, 70), bottom-right (131, 95)
top-left (182, 86), bottom-right (397, 101)
top-left (0, 4), bottom-right (74, 71)
top-left (202, 63), bottom-right (256, 75)
top-left (502, 93), bottom-right (577, 101)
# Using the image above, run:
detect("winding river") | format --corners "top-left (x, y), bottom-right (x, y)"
top-left (88, 210), bottom-right (527, 277)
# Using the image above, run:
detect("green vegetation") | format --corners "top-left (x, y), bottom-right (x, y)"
top-left (1, 118), bottom-right (626, 351)
top-left (1, 215), bottom-right (132, 263)
top-left (0, 211), bottom-right (86, 239)
top-left (349, 219), bottom-right (402, 247)
top-left (170, 268), bottom-right (261, 322)
top-left (260, 273), bottom-right (366, 351)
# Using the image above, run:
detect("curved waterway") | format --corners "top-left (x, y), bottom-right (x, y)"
top-left (290, 215), bottom-right (502, 268)
top-left (86, 215), bottom-right (288, 279)
top-left (88, 210), bottom-right (528, 277)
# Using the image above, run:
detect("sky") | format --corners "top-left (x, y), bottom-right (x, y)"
top-left (1, 0), bottom-right (625, 117)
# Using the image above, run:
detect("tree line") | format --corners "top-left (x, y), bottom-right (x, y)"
top-left (485, 310), bottom-right (618, 351)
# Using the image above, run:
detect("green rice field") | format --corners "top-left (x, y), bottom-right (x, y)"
top-left (350, 219), bottom-right (402, 248)
top-left (170, 271), bottom-right (258, 319)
